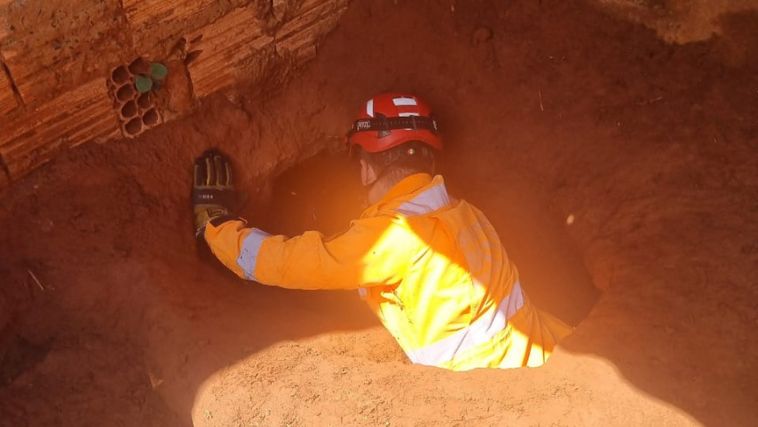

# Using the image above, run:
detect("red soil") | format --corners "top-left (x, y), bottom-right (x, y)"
top-left (1, 0), bottom-right (757, 425)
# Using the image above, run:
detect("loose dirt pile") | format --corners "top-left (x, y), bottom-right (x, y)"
top-left (1, 0), bottom-right (757, 425)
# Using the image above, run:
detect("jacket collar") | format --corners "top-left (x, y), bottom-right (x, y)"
top-left (361, 173), bottom-right (450, 219)
top-left (380, 173), bottom-right (435, 203)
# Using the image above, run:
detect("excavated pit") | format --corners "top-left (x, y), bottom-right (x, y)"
top-left (1, 1), bottom-right (757, 426)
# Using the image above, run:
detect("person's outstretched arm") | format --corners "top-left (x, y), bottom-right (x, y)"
top-left (204, 215), bottom-right (415, 290)
top-left (192, 149), bottom-right (416, 290)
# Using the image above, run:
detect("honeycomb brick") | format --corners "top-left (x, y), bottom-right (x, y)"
top-left (123, 117), bottom-right (143, 137)
top-left (115, 82), bottom-right (138, 103)
top-left (120, 100), bottom-right (138, 120)
top-left (106, 59), bottom-right (164, 139)
top-left (0, 78), bottom-right (120, 180)
top-left (141, 107), bottom-right (161, 128)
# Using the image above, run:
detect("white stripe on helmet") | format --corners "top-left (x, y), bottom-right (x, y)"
top-left (393, 97), bottom-right (417, 106)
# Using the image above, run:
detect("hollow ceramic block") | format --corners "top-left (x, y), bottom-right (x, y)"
top-left (107, 58), bottom-right (163, 139)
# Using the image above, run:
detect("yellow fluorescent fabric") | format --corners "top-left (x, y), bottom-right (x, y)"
top-left (204, 173), bottom-right (572, 370)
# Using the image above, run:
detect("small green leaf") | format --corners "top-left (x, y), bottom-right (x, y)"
top-left (135, 75), bottom-right (153, 93)
top-left (150, 62), bottom-right (169, 80)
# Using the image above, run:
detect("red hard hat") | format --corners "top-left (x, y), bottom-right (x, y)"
top-left (347, 93), bottom-right (443, 153)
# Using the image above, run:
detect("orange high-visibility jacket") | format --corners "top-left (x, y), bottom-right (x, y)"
top-left (205, 173), bottom-right (572, 370)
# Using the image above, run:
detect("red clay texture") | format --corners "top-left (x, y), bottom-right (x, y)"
top-left (1, 1), bottom-right (757, 426)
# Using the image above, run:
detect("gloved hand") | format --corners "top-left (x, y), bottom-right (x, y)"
top-left (192, 149), bottom-right (236, 238)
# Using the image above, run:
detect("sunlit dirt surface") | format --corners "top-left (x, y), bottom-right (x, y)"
top-left (1, 0), bottom-right (757, 425)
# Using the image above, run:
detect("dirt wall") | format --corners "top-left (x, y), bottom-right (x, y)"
top-left (0, 0), bottom-right (757, 425)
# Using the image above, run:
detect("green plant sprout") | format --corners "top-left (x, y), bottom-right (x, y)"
top-left (150, 63), bottom-right (168, 80)
top-left (135, 75), bottom-right (153, 93)
top-left (134, 62), bottom-right (169, 94)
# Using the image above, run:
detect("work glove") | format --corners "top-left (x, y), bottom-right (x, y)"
top-left (192, 149), bottom-right (237, 238)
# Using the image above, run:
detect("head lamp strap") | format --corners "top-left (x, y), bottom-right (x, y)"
top-left (349, 116), bottom-right (439, 136)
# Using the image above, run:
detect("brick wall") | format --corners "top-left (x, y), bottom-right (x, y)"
top-left (0, 0), bottom-right (349, 187)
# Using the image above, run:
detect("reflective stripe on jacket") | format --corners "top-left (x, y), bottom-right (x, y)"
top-left (204, 173), bottom-right (572, 370)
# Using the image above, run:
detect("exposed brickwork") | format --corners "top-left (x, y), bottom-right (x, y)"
top-left (0, 0), bottom-right (349, 189)
top-left (0, 78), bottom-right (120, 179)
top-left (107, 58), bottom-right (164, 139)
top-left (185, 5), bottom-right (274, 99)
top-left (123, 0), bottom-right (254, 56)
top-left (0, 0), bottom-right (130, 106)
top-left (276, 0), bottom-right (349, 63)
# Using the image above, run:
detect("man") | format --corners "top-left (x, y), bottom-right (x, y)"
top-left (192, 93), bottom-right (571, 371)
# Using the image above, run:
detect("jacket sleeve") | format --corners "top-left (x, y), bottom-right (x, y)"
top-left (203, 215), bottom-right (417, 290)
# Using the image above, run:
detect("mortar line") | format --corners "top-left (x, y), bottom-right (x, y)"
top-left (0, 49), bottom-right (21, 184)
top-left (184, 61), bottom-right (198, 102)
top-left (0, 49), bottom-right (24, 107)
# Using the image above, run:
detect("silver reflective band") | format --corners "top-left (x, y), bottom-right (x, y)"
top-left (236, 228), bottom-right (271, 281)
top-left (396, 183), bottom-right (450, 216)
top-left (406, 281), bottom-right (525, 366)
